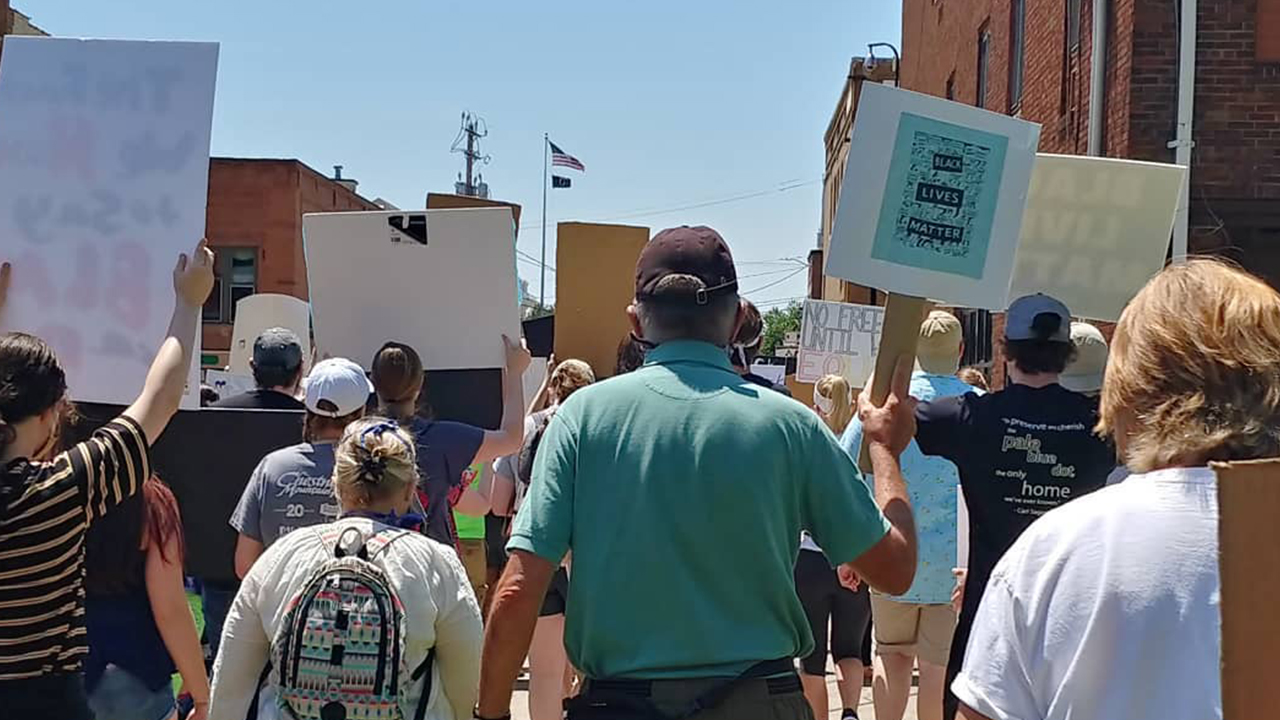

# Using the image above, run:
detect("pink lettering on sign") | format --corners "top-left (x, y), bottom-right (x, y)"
top-left (48, 115), bottom-right (98, 183)
top-left (67, 243), bottom-right (102, 312)
top-left (14, 251), bottom-right (56, 308)
top-left (37, 323), bottom-right (84, 379)
top-left (106, 241), bottom-right (151, 327)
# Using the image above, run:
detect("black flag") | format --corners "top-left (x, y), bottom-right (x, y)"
top-left (552, 175), bottom-right (572, 189)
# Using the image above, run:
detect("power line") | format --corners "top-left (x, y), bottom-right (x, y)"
top-left (735, 267), bottom-right (807, 281)
top-left (754, 296), bottom-right (805, 307)
top-left (741, 266), bottom-right (808, 296)
top-left (516, 249), bottom-right (556, 273)
top-left (517, 177), bottom-right (821, 232)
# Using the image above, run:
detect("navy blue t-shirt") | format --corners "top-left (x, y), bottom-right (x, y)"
top-left (405, 417), bottom-right (485, 547)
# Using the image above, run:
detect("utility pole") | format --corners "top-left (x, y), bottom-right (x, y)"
top-left (451, 111), bottom-right (490, 197)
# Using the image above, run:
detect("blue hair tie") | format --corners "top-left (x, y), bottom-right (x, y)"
top-left (355, 421), bottom-right (411, 483)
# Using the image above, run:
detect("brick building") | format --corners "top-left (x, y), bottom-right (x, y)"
top-left (1, 2), bottom-right (49, 59)
top-left (202, 158), bottom-right (378, 365)
top-left (817, 55), bottom-right (996, 373)
top-left (818, 57), bottom-right (900, 304)
top-left (902, 0), bottom-right (1280, 287)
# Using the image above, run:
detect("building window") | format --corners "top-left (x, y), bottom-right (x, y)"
top-left (946, 71), bottom-right (957, 100)
top-left (1067, 0), bottom-right (1082, 50)
top-left (977, 24), bottom-right (991, 109)
top-left (203, 247), bottom-right (257, 323)
top-left (1010, 0), bottom-right (1026, 111)
top-left (959, 309), bottom-right (994, 368)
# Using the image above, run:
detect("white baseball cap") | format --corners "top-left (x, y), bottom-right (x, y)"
top-left (1060, 322), bottom-right (1109, 395)
top-left (304, 358), bottom-right (374, 417)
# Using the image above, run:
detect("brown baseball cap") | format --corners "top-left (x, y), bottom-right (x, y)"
top-left (635, 226), bottom-right (738, 305)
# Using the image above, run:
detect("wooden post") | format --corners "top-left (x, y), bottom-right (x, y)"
top-left (857, 293), bottom-right (928, 472)
top-left (1216, 458), bottom-right (1280, 718)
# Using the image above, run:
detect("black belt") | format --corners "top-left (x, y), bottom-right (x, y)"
top-left (569, 658), bottom-right (799, 720)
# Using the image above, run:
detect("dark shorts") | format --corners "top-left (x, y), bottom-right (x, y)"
top-left (0, 673), bottom-right (95, 720)
top-left (540, 567), bottom-right (570, 617)
top-left (794, 548), bottom-right (872, 676)
top-left (484, 513), bottom-right (509, 570)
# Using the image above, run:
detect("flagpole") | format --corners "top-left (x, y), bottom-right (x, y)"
top-left (540, 133), bottom-right (549, 308)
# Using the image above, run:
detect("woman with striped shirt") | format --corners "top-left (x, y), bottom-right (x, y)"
top-left (0, 241), bottom-right (215, 720)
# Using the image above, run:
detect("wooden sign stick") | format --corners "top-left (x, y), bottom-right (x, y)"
top-left (858, 293), bottom-right (929, 473)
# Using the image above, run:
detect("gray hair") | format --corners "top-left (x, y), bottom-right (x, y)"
top-left (635, 274), bottom-right (741, 346)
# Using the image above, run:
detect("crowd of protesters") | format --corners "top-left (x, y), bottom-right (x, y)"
top-left (0, 223), bottom-right (1274, 720)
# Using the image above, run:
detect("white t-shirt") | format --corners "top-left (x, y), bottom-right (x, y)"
top-left (954, 467), bottom-right (1221, 720)
top-left (209, 517), bottom-right (483, 720)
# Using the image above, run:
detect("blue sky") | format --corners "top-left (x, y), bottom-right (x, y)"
top-left (25, 0), bottom-right (901, 307)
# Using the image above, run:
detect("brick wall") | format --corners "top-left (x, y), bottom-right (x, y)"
top-left (902, 0), bottom-right (1134, 156)
top-left (0, 0), bottom-right (12, 62)
top-left (202, 159), bottom-right (377, 352)
top-left (1151, 0), bottom-right (1280, 201)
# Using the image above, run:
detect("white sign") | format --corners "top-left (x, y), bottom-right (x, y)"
top-left (523, 358), bottom-right (549, 409)
top-left (203, 369), bottom-right (255, 400)
top-left (0, 38), bottom-right (218, 407)
top-left (796, 300), bottom-right (885, 385)
top-left (1009, 154), bottom-right (1186, 321)
top-left (229, 294), bottom-right (312, 376)
top-left (303, 208), bottom-right (521, 370)
top-left (749, 363), bottom-right (786, 386)
top-left (827, 83), bottom-right (1041, 309)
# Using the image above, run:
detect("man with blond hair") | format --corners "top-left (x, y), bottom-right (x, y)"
top-left (954, 259), bottom-right (1280, 720)
top-left (842, 310), bottom-right (982, 720)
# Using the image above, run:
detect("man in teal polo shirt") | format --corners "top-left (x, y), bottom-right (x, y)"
top-left (477, 226), bottom-right (920, 720)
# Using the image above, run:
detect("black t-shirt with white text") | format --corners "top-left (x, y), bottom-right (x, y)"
top-left (916, 383), bottom-right (1113, 587)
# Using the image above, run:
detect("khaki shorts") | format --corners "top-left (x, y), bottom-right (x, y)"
top-left (870, 594), bottom-right (957, 667)
top-left (457, 537), bottom-right (489, 607)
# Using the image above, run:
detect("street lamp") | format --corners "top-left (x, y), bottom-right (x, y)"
top-left (867, 42), bottom-right (901, 86)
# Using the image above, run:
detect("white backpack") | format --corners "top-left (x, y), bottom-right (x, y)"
top-left (270, 526), bottom-right (434, 720)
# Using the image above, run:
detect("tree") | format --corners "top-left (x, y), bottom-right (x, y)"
top-left (760, 302), bottom-right (803, 356)
top-left (523, 302), bottom-right (554, 320)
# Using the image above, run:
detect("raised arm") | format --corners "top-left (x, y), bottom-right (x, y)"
top-left (124, 240), bottom-right (215, 444)
top-left (844, 358), bottom-right (919, 596)
top-left (146, 532), bottom-right (211, 717)
top-left (473, 335), bottom-right (532, 465)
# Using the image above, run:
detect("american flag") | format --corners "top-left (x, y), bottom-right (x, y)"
top-left (550, 141), bottom-right (585, 172)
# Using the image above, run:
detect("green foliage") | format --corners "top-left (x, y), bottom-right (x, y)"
top-left (760, 302), bottom-right (803, 356)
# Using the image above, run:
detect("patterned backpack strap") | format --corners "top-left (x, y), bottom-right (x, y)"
top-left (363, 528), bottom-right (414, 561)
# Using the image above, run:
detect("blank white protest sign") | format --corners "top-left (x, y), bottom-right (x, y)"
top-left (0, 38), bottom-right (218, 407)
top-left (1008, 154), bottom-right (1186, 321)
top-left (229, 294), bottom-right (312, 376)
top-left (303, 208), bottom-right (521, 370)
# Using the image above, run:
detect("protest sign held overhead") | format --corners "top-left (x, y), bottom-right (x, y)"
top-left (796, 299), bottom-right (885, 385)
top-left (554, 222), bottom-right (649, 378)
top-left (228, 293), bottom-right (312, 376)
top-left (204, 368), bottom-right (254, 399)
top-left (826, 83), bottom-right (1040, 310)
top-left (0, 38), bottom-right (219, 407)
top-left (303, 207), bottom-right (521, 370)
top-left (1009, 154), bottom-right (1186, 321)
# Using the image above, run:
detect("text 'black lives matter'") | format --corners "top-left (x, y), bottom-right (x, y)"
top-left (915, 182), bottom-right (965, 210)
top-left (932, 154), bottom-right (964, 173)
top-left (906, 217), bottom-right (966, 245)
